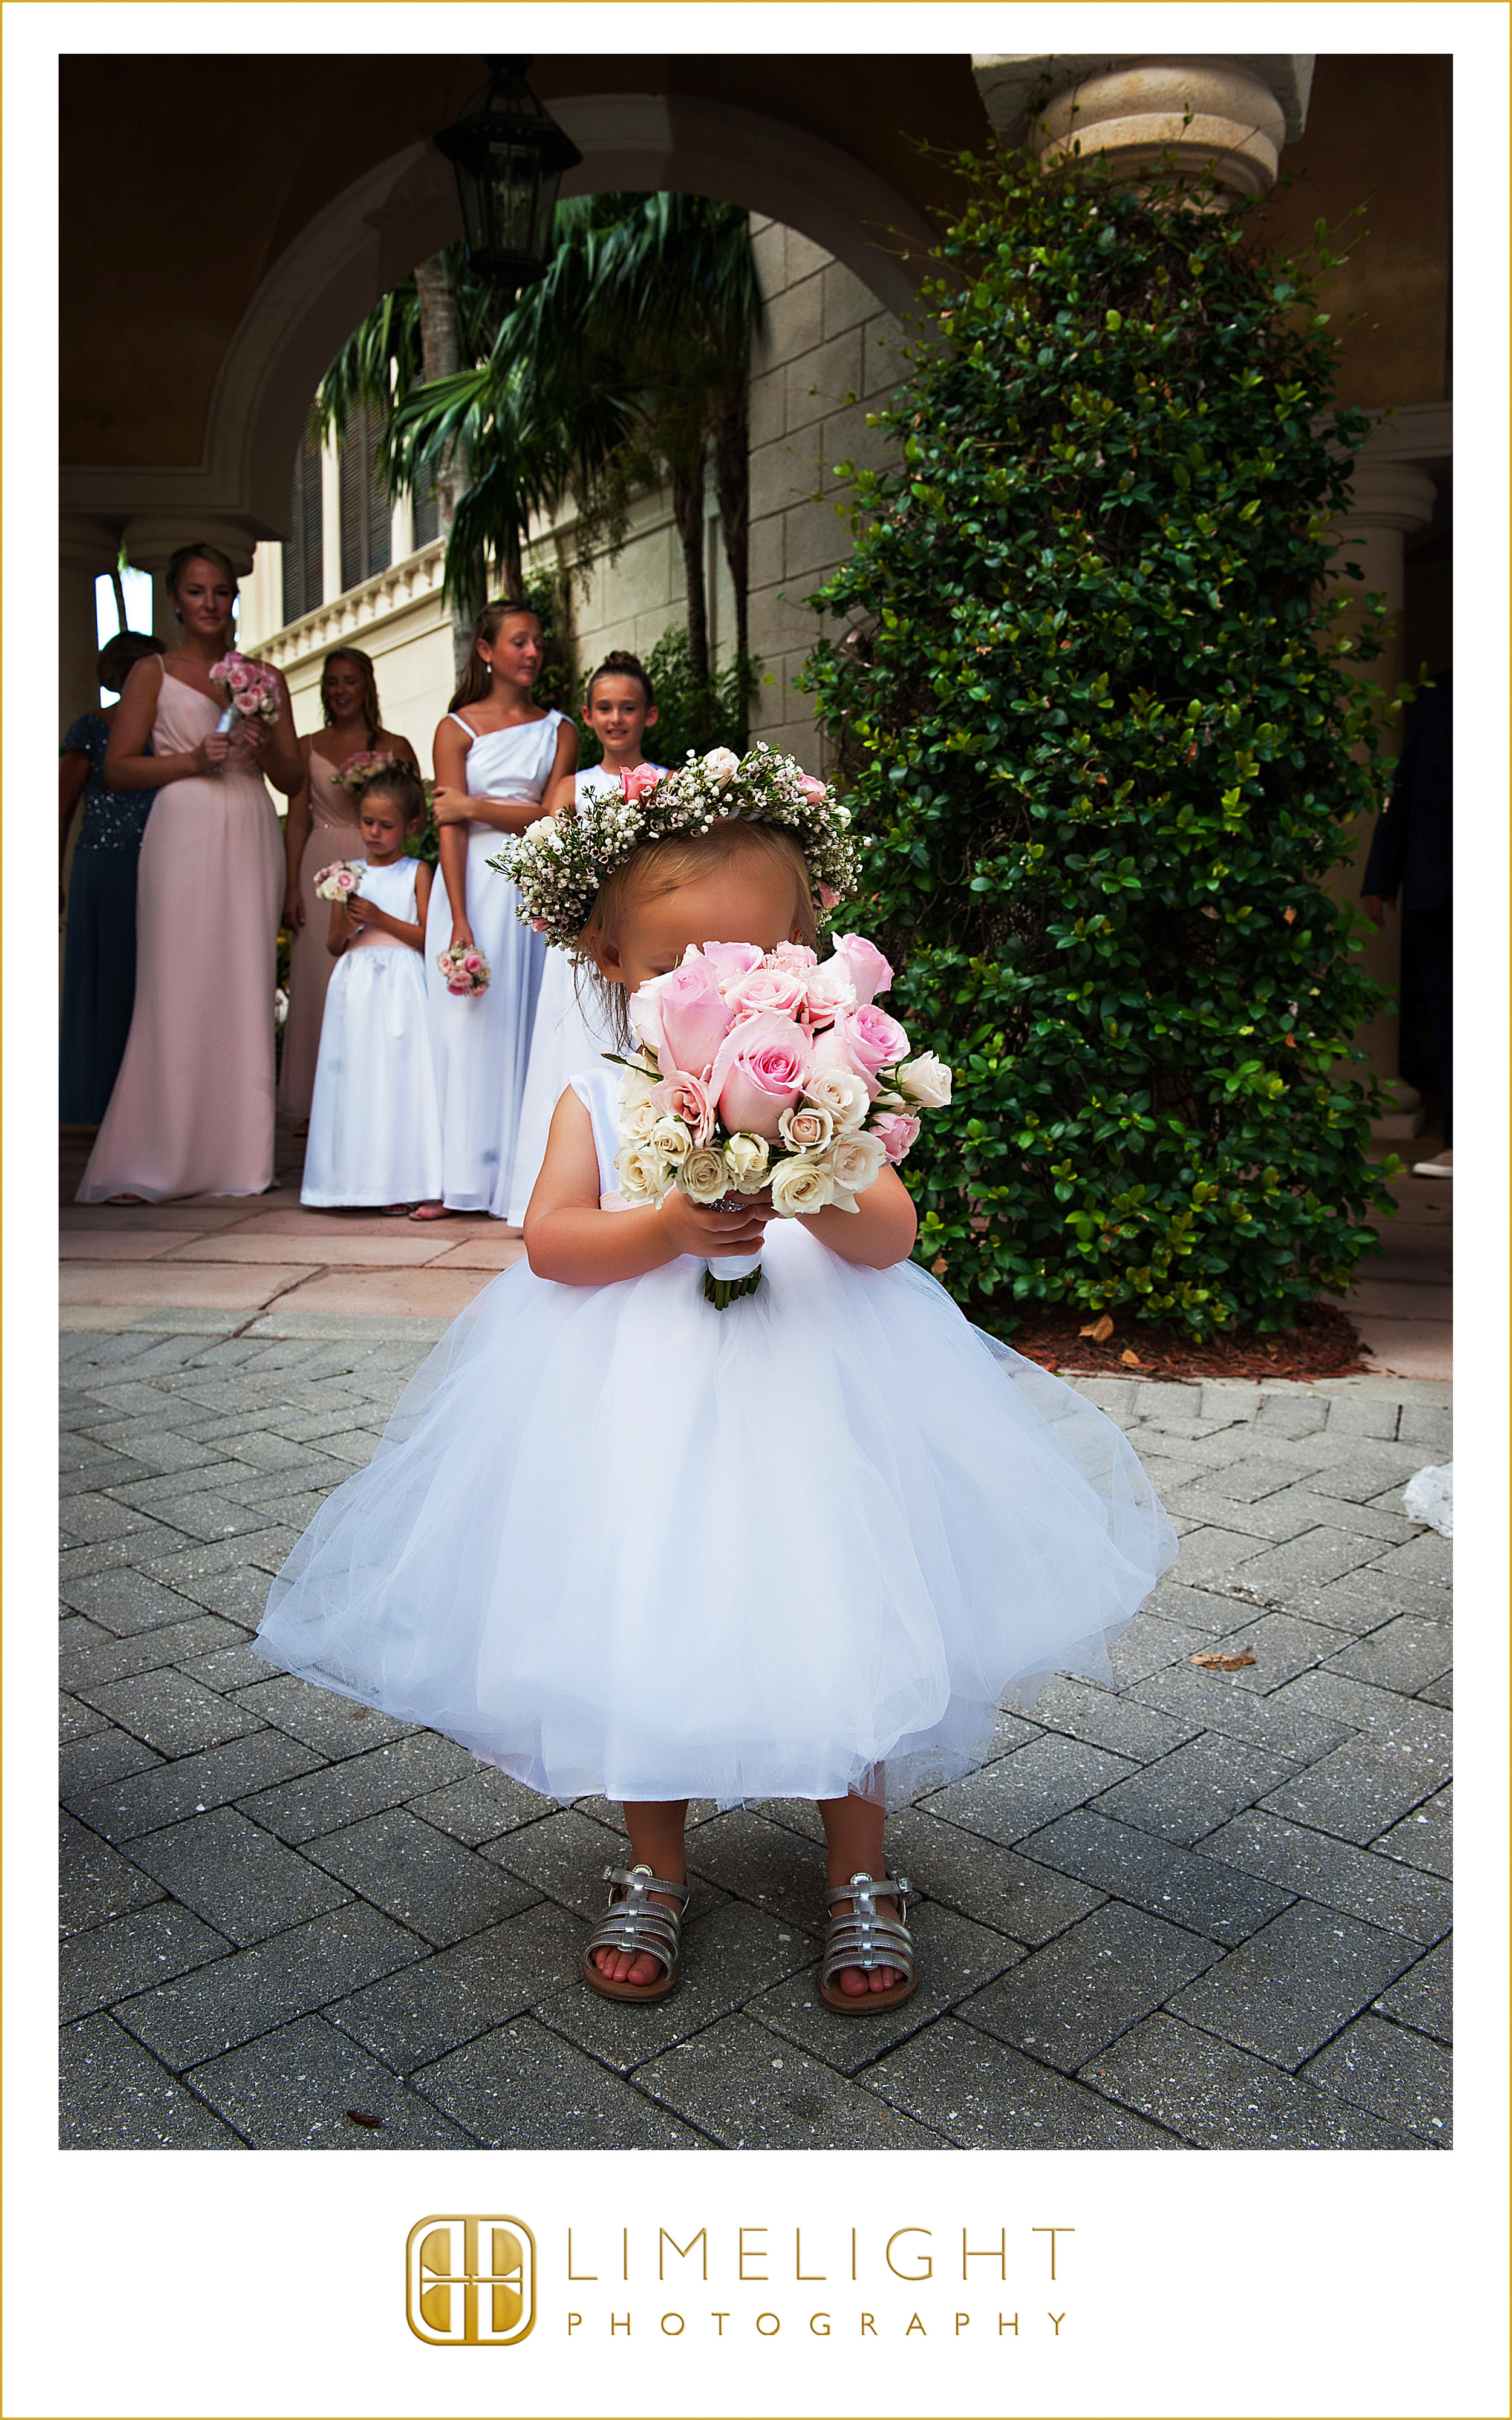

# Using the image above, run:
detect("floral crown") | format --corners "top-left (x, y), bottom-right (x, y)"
top-left (489, 744), bottom-right (861, 952)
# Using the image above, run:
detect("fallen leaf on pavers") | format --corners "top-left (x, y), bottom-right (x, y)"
top-left (345, 2108), bottom-right (383, 2129)
top-left (1191, 1651), bottom-right (1257, 1671)
top-left (1120, 1349), bottom-right (1145, 1369)
top-left (1080, 1314), bottom-right (1115, 1342)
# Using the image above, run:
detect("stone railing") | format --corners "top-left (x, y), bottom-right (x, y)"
top-left (249, 539), bottom-right (448, 671)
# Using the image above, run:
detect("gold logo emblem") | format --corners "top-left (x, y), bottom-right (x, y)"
top-left (406, 2215), bottom-right (536, 2346)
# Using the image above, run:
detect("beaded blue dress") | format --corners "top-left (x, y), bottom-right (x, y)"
top-left (59, 714), bottom-right (156, 1122)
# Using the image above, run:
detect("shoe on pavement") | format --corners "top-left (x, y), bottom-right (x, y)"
top-left (1411, 1149), bottom-right (1453, 1178)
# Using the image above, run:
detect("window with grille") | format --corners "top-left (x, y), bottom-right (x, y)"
top-left (339, 401), bottom-right (392, 592)
top-left (412, 458), bottom-right (440, 549)
top-left (281, 431), bottom-right (324, 625)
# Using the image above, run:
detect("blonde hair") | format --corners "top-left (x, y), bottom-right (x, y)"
top-left (321, 647), bottom-right (382, 748)
top-left (578, 819), bottom-right (818, 1046)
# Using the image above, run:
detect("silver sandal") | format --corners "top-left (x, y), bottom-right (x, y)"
top-left (582, 1862), bottom-right (688, 2002)
top-left (819, 1871), bottom-right (918, 2013)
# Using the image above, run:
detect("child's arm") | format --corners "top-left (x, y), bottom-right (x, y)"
top-left (342, 872), bottom-right (429, 953)
top-left (524, 1091), bottom-right (772, 1284)
top-left (326, 900), bottom-right (352, 959)
top-left (434, 719), bottom-right (579, 837)
top-left (803, 1163), bottom-right (918, 1269)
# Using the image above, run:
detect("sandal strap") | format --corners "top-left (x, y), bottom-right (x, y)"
top-left (585, 1862), bottom-right (687, 1977)
top-left (821, 1871), bottom-right (917, 1987)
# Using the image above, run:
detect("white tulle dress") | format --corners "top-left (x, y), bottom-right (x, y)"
top-left (504, 762), bottom-right (662, 1224)
top-left (423, 711), bottom-right (559, 1215)
top-left (301, 859), bottom-right (443, 1209)
top-left (259, 1065), bottom-right (1178, 1811)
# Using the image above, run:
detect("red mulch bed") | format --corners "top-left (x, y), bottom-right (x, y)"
top-left (998, 1299), bottom-right (1371, 1384)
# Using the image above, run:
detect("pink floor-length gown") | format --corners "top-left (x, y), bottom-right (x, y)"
top-left (277, 748), bottom-right (365, 1119)
top-left (77, 670), bottom-right (284, 1202)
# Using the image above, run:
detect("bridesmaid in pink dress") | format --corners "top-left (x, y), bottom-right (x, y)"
top-left (77, 545), bottom-right (305, 1203)
top-left (278, 648), bottom-right (420, 1124)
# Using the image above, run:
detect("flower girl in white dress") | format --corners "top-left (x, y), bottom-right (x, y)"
top-left (260, 752), bottom-right (1176, 2012)
top-left (301, 770), bottom-right (443, 1214)
top-left (506, 649), bottom-right (664, 1223)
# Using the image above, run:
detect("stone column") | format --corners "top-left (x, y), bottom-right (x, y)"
top-left (1327, 462), bottom-right (1438, 1098)
top-left (972, 54), bottom-right (1313, 200)
top-left (59, 515), bottom-right (116, 727)
top-left (321, 442), bottom-right (343, 604)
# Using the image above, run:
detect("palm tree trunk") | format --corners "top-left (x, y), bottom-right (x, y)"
top-left (670, 448), bottom-right (711, 690)
top-left (709, 382), bottom-right (750, 661)
top-left (415, 252), bottom-right (478, 676)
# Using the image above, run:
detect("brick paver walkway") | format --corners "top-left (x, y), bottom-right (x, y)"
top-left (60, 1326), bottom-right (1451, 2151)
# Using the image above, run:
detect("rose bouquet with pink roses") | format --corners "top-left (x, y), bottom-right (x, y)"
top-left (613, 933), bottom-right (952, 1307)
top-left (436, 943), bottom-right (490, 998)
top-left (330, 748), bottom-right (407, 794)
top-left (209, 651), bottom-right (281, 732)
top-left (313, 860), bottom-right (364, 903)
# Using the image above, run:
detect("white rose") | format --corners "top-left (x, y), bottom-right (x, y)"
top-left (702, 746), bottom-right (740, 789)
top-left (803, 1066), bottom-right (870, 1132)
top-left (618, 1065), bottom-right (660, 1110)
top-left (682, 1147), bottom-right (728, 1203)
top-left (827, 1129), bottom-right (887, 1196)
top-left (648, 1117), bottom-right (692, 1165)
top-left (619, 1098), bottom-right (660, 1144)
top-left (778, 1102), bottom-right (835, 1153)
top-left (614, 1143), bottom-right (674, 1206)
top-left (724, 1132), bottom-right (771, 1191)
top-left (770, 1155), bottom-right (835, 1217)
top-left (898, 1051), bottom-right (952, 1108)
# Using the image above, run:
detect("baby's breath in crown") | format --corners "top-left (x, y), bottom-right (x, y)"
top-left (489, 744), bottom-right (860, 951)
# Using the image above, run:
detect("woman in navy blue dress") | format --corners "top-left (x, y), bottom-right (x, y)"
top-left (59, 632), bottom-right (166, 1122)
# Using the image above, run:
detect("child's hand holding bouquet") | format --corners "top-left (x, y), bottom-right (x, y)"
top-left (313, 860), bottom-right (363, 903)
top-left (436, 943), bottom-right (491, 997)
top-left (614, 935), bottom-right (952, 1307)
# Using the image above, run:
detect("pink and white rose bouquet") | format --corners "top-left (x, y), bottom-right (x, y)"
top-left (436, 943), bottom-right (490, 998)
top-left (313, 860), bottom-right (364, 902)
top-left (613, 932), bottom-right (952, 1307)
top-left (330, 748), bottom-right (406, 794)
top-left (209, 652), bottom-right (281, 733)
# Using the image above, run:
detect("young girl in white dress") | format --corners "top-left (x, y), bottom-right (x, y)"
top-left (505, 649), bottom-right (664, 1223)
top-left (301, 770), bottom-right (443, 1214)
top-left (259, 754), bottom-right (1176, 2012)
top-left (417, 599), bottom-right (577, 1222)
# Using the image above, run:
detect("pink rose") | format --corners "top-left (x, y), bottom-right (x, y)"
top-left (812, 1005), bottom-right (909, 1096)
top-left (655, 1070), bottom-right (715, 1146)
top-left (228, 662), bottom-right (251, 690)
top-left (797, 775), bottom-right (829, 805)
top-left (771, 942), bottom-right (818, 971)
top-left (832, 933), bottom-right (893, 1004)
top-left (700, 941), bottom-right (767, 993)
top-left (872, 1110), bottom-right (921, 1163)
top-left (620, 762), bottom-right (662, 804)
top-left (801, 959), bottom-right (858, 1025)
top-left (715, 1028), bottom-right (813, 1140)
top-left (652, 955), bottom-right (737, 1077)
top-left (530, 917), bottom-right (548, 933)
top-left (463, 953), bottom-right (483, 974)
top-left (818, 885), bottom-right (838, 912)
top-left (722, 961), bottom-right (809, 1022)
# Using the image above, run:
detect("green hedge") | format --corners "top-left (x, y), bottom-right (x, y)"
top-left (803, 147), bottom-right (1399, 1339)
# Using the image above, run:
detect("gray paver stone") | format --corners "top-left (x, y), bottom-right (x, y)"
top-left (1302, 2012), bottom-right (1451, 2143)
top-left (634, 2012), bottom-right (942, 2148)
top-left (304, 1807), bottom-right (538, 1946)
top-left (331, 1903), bottom-right (588, 2073)
top-left (483, 1807), bottom-right (726, 1925)
top-left (1269, 1671), bottom-right (1452, 1756)
top-left (1130, 1667), bottom-right (1351, 1764)
top-left (74, 1729), bottom-right (322, 1843)
top-left (1166, 1528), bottom-right (1273, 1590)
top-left (127, 1805), bottom-right (351, 1944)
top-left (746, 1900), bottom-right (1022, 2075)
top-left (1199, 1810), bottom-right (1451, 1945)
top-left (1257, 1736), bottom-right (1447, 1846)
top-left (922, 1734), bottom-right (1136, 1847)
top-left (1255, 1394), bottom-right (1328, 1437)
top-left (1141, 1578), bottom-right (1265, 1637)
top-left (59, 1692), bottom-right (107, 1746)
top-left (60, 1902), bottom-right (231, 2021)
top-left (231, 1672), bottom-right (415, 1757)
top-left (240, 1733), bottom-right (475, 1842)
top-left (1018, 1810), bottom-right (1292, 1944)
top-left (1184, 1610), bottom-right (1354, 1693)
top-left (1325, 1617), bottom-right (1453, 1694)
top-left (180, 1641), bottom-right (284, 1693)
top-left (59, 1727), bottom-right (164, 1809)
top-left (189, 2013), bottom-right (474, 2148)
top-left (59, 1810), bottom-right (165, 1936)
top-left (680, 1807), bottom-right (830, 1930)
top-left (1083, 2011), bottom-right (1418, 2148)
top-left (1092, 1734), bottom-right (1297, 1846)
top-left (76, 1669), bottom-right (263, 1757)
top-left (1375, 1787), bottom-right (1452, 1877)
top-left (959, 1899), bottom-right (1219, 2073)
top-left (1107, 1611), bottom-right (1214, 1686)
top-left (1009, 1673), bottom-right (1198, 1763)
top-left (544, 1898), bottom-right (813, 2073)
top-left (409, 1767), bottom-right (550, 1845)
top-left (877, 1807), bottom-right (1106, 1945)
top-left (60, 2015), bottom-right (245, 2148)
top-left (60, 1612), bottom-right (243, 1693)
top-left (864, 2016), bottom-right (1177, 2148)
top-left (1168, 1900), bottom-right (1418, 2068)
top-left (1416, 1671), bottom-right (1452, 1707)
top-left (1374, 1939), bottom-right (1451, 2042)
top-left (420, 2016), bottom-right (705, 2148)
top-left (1396, 1405), bottom-right (1453, 1455)
top-left (114, 1901), bottom-right (428, 2069)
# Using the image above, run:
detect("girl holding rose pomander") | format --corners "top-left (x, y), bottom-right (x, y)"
top-left (77, 545), bottom-right (304, 1204)
top-left (278, 647), bottom-right (421, 1125)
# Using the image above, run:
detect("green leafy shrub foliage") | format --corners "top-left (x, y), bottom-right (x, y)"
top-left (578, 624), bottom-right (758, 773)
top-left (804, 149), bottom-right (1397, 1338)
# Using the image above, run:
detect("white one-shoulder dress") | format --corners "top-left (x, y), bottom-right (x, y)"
top-left (505, 762), bottom-right (662, 1223)
top-left (258, 1064), bottom-right (1179, 1813)
top-left (301, 858), bottom-right (443, 1209)
top-left (424, 711), bottom-right (561, 1215)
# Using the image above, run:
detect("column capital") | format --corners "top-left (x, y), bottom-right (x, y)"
top-left (971, 54), bottom-right (1314, 201)
top-left (120, 516), bottom-right (259, 578)
top-left (1337, 463), bottom-right (1438, 538)
top-left (59, 514), bottom-right (120, 575)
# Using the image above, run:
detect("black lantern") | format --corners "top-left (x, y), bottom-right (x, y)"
top-left (433, 56), bottom-right (582, 293)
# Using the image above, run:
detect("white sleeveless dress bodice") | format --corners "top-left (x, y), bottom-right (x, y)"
top-left (423, 710), bottom-right (563, 1215)
top-left (302, 857), bottom-right (443, 1209)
